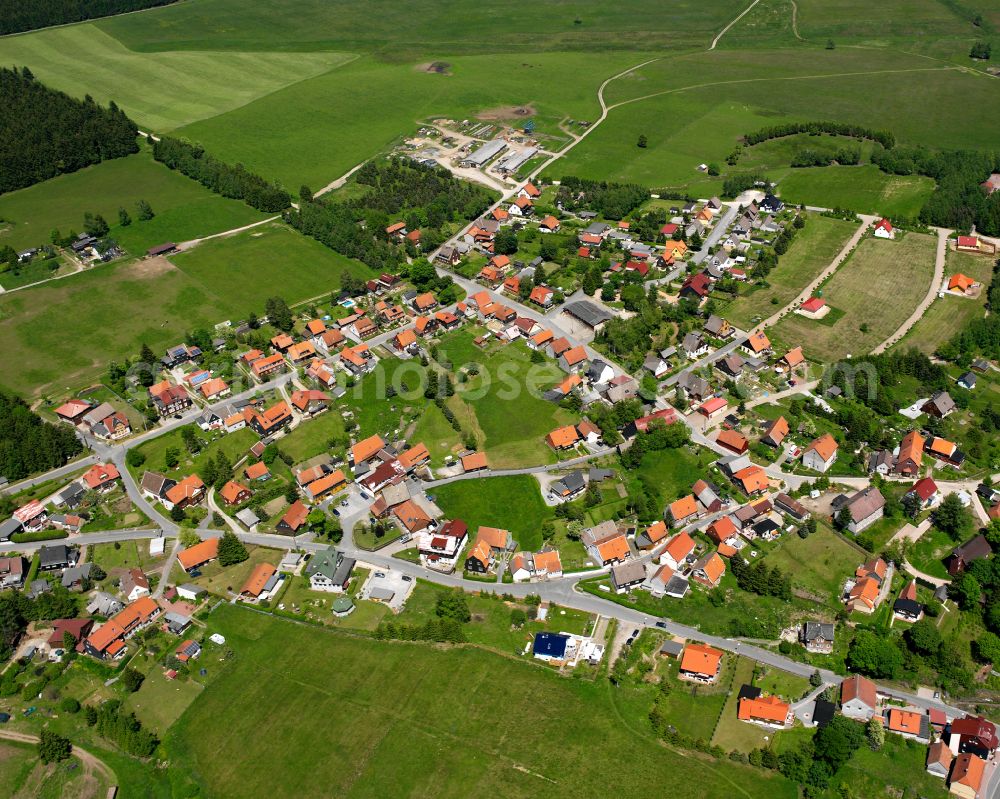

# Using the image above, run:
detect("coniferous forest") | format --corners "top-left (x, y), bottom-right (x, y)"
top-left (0, 67), bottom-right (139, 194)
top-left (0, 0), bottom-right (179, 35)
top-left (0, 392), bottom-right (83, 480)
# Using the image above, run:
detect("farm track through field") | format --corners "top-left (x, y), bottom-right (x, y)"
top-left (0, 730), bottom-right (116, 787)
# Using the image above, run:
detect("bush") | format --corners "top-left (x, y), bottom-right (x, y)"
top-left (38, 730), bottom-right (71, 764)
top-left (59, 697), bottom-right (81, 714)
top-left (119, 667), bottom-right (144, 693)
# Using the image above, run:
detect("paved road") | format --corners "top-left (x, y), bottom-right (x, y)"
top-left (872, 226), bottom-right (950, 355)
top-left (421, 446), bottom-right (615, 489)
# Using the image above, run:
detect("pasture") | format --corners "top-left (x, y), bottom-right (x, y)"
top-left (165, 604), bottom-right (799, 799)
top-left (0, 224), bottom-right (366, 398)
top-left (0, 147), bottom-right (265, 254)
top-left (432, 474), bottom-right (552, 552)
top-left (776, 166), bottom-right (935, 218)
top-left (770, 231), bottom-right (937, 363)
top-left (0, 25), bottom-right (352, 132)
top-left (720, 214), bottom-right (858, 329)
top-left (896, 248), bottom-right (994, 355)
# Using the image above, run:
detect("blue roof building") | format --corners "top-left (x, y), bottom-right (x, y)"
top-left (533, 632), bottom-right (569, 661)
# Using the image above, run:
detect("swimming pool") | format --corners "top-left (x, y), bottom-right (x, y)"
top-left (340, 299), bottom-right (356, 309)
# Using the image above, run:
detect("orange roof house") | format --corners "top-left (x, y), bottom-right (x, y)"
top-left (219, 481), bottom-right (250, 506)
top-left (539, 215), bottom-right (560, 232)
top-left (546, 425), bottom-right (579, 450)
top-left (848, 577), bottom-right (881, 611)
top-left (305, 319), bottom-right (326, 337)
top-left (762, 416), bottom-right (789, 447)
top-left (399, 442), bottom-right (430, 470)
top-left (83, 596), bottom-right (160, 659)
top-left (287, 341), bottom-right (317, 362)
top-left (561, 345), bottom-right (588, 368)
top-left (886, 708), bottom-right (924, 738)
top-left (679, 643), bottom-right (723, 681)
top-left (782, 347), bottom-right (805, 369)
top-left (662, 531), bottom-right (695, 566)
top-left (803, 433), bottom-right (838, 472)
top-left (950, 753), bottom-right (986, 798)
top-left (738, 694), bottom-right (790, 726)
top-left (165, 474), bottom-right (205, 508)
top-left (177, 538), bottom-right (219, 572)
top-left (245, 461), bottom-right (270, 481)
top-left (639, 520), bottom-right (669, 549)
top-left (595, 534), bottom-right (631, 565)
top-left (668, 495), bottom-right (699, 525)
top-left (394, 328), bottom-right (418, 350)
top-left (743, 330), bottom-right (772, 354)
top-left (352, 434), bottom-right (386, 465)
top-left (949, 273), bottom-right (976, 293)
top-left (734, 465), bottom-right (769, 494)
top-left (716, 429), bottom-right (748, 454)
top-left (663, 240), bottom-right (688, 259)
top-left (241, 563), bottom-right (278, 598)
top-left (462, 451), bottom-right (488, 472)
top-left (82, 463), bottom-right (120, 490)
top-left (707, 515), bottom-right (738, 545)
top-left (692, 551), bottom-right (726, 587)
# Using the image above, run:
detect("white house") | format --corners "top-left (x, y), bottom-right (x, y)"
top-left (802, 434), bottom-right (838, 473)
top-left (873, 218), bottom-right (895, 239)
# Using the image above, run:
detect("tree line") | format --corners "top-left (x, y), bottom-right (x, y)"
top-left (287, 158), bottom-right (493, 272)
top-left (1, 66), bottom-right (138, 194)
top-left (742, 121), bottom-right (895, 150)
top-left (0, 0), bottom-right (179, 35)
top-left (870, 145), bottom-right (1000, 233)
top-left (0, 392), bottom-right (83, 481)
top-left (151, 135), bottom-right (291, 213)
top-left (555, 176), bottom-right (649, 219)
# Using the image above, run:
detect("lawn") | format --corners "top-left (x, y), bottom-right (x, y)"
top-left (558, 47), bottom-right (1000, 191)
top-left (711, 658), bottom-right (773, 753)
top-left (126, 668), bottom-right (204, 735)
top-left (777, 166), bottom-right (935, 218)
top-left (128, 426), bottom-right (258, 483)
top-left (91, 539), bottom-right (170, 576)
top-left (770, 231), bottom-right (937, 363)
top-left (624, 445), bottom-right (715, 508)
top-left (896, 249), bottom-right (994, 355)
top-left (720, 214), bottom-right (858, 329)
top-left (0, 739), bottom-right (111, 799)
top-left (0, 146), bottom-right (265, 254)
top-left (828, 734), bottom-right (949, 799)
top-left (764, 522), bottom-right (864, 608)
top-left (437, 329), bottom-right (580, 468)
top-left (0, 24), bottom-right (353, 132)
top-left (907, 526), bottom-right (955, 581)
top-left (654, 648), bottom-right (735, 741)
top-left (278, 409), bottom-right (347, 464)
top-left (188, 546), bottom-right (282, 596)
top-left (165, 604), bottom-right (799, 799)
top-left (0, 224), bottom-right (367, 398)
top-left (432, 475), bottom-right (552, 552)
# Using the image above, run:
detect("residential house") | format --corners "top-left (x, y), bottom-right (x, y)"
top-left (873, 218), bottom-right (895, 239)
top-left (923, 391), bottom-right (956, 419)
top-left (906, 478), bottom-right (940, 510)
top-left (738, 694), bottom-right (791, 728)
top-left (946, 534), bottom-right (991, 577)
top-left (610, 561), bottom-right (646, 593)
top-left (559, 345), bottom-right (589, 373)
top-left (948, 716), bottom-right (999, 759)
top-left (841, 674), bottom-right (879, 720)
top-left (81, 463), bottom-right (121, 493)
top-left (704, 315), bottom-right (733, 339)
top-left (240, 563), bottom-right (280, 600)
top-left (582, 520), bottom-right (631, 566)
top-left (546, 425), bottom-right (579, 450)
top-left (948, 753), bottom-right (985, 799)
top-left (761, 416), bottom-right (789, 448)
top-left (716, 429), bottom-right (748, 455)
top-left (660, 531), bottom-right (696, 570)
top-left (306, 547), bottom-right (356, 592)
top-left (277, 500), bottom-right (309, 534)
top-left (741, 331), bottom-right (772, 358)
top-left (681, 331), bottom-right (709, 358)
top-left (290, 390), bottom-right (330, 416)
top-left (177, 538), bottom-right (219, 572)
top-left (164, 474), bottom-right (205, 511)
top-left (843, 487), bottom-right (886, 534)
top-left (120, 568), bottom-right (150, 603)
top-left (895, 430), bottom-right (925, 476)
top-left (803, 433), bottom-right (838, 473)
top-left (691, 552), bottom-right (726, 588)
top-left (251, 353), bottom-right (286, 379)
top-left (668, 495), bottom-right (699, 527)
top-left (679, 643), bottom-right (723, 683)
top-left (926, 741), bottom-right (953, 778)
top-left (800, 622), bottom-right (835, 654)
top-left (887, 708), bottom-right (930, 741)
top-left (0, 557), bottom-right (25, 589)
top-left (219, 480), bottom-right (251, 506)
top-left (83, 596), bottom-right (161, 659)
top-left (893, 579), bottom-right (924, 622)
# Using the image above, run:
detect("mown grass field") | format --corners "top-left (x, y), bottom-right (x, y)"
top-left (720, 214), bottom-right (858, 328)
top-left (896, 248), bottom-right (994, 355)
top-left (0, 25), bottom-right (353, 132)
top-left (166, 604), bottom-right (799, 799)
top-left (432, 475), bottom-right (552, 552)
top-left (777, 166), bottom-right (935, 218)
top-left (98, 0), bottom-right (740, 54)
top-left (0, 147), bottom-right (265, 254)
top-left (771, 231), bottom-right (937, 362)
top-left (0, 224), bottom-right (367, 398)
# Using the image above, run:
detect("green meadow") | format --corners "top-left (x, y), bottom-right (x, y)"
top-left (0, 223), bottom-right (370, 397)
top-left (0, 146), bottom-right (266, 254)
top-left (166, 604), bottom-right (800, 799)
top-left (0, 24), bottom-right (353, 131)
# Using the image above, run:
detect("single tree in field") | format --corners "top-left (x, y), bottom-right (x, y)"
top-left (217, 531), bottom-right (249, 566)
top-left (118, 207), bottom-right (131, 227)
top-left (637, 134), bottom-right (648, 148)
top-left (38, 730), bottom-right (71, 764)
top-left (136, 199), bottom-right (155, 221)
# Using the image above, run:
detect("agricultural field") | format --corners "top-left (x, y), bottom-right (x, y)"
top-left (165, 604), bottom-right (799, 799)
top-left (776, 166), bottom-right (935, 218)
top-left (719, 214), bottom-right (858, 329)
top-left (432, 475), bottom-right (552, 552)
top-left (896, 248), bottom-right (994, 355)
top-left (0, 224), bottom-right (368, 398)
top-left (0, 147), bottom-right (266, 255)
top-left (770, 231), bottom-right (938, 362)
top-left (0, 25), bottom-right (353, 132)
